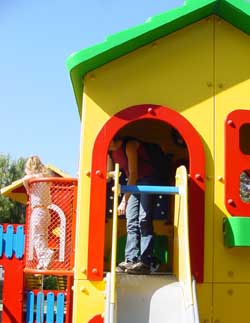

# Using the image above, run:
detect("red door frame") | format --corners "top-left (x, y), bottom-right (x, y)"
top-left (87, 105), bottom-right (205, 283)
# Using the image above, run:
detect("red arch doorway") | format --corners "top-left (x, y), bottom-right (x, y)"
top-left (88, 104), bottom-right (205, 283)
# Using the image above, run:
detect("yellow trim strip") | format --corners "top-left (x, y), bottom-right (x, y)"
top-left (110, 163), bottom-right (120, 305)
top-left (173, 166), bottom-right (193, 308)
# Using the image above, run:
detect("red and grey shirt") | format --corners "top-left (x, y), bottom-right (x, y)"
top-left (110, 142), bottom-right (155, 180)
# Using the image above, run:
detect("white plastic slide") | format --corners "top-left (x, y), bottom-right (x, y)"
top-left (105, 272), bottom-right (199, 323)
top-left (105, 166), bottom-right (199, 323)
top-left (115, 274), bottom-right (199, 323)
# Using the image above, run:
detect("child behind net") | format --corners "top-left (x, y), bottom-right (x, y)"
top-left (23, 156), bottom-right (54, 270)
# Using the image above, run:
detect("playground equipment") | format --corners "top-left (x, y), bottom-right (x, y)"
top-left (2, 0), bottom-right (250, 322)
top-left (0, 177), bottom-right (77, 323)
top-left (0, 223), bottom-right (72, 323)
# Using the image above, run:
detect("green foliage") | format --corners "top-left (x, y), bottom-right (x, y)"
top-left (0, 154), bottom-right (26, 223)
top-left (43, 275), bottom-right (58, 290)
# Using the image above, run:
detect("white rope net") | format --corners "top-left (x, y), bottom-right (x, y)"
top-left (25, 178), bottom-right (77, 273)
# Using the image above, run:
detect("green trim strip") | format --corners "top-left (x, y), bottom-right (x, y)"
top-left (67, 0), bottom-right (250, 114)
top-left (224, 217), bottom-right (250, 247)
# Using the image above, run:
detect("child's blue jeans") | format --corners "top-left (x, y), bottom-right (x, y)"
top-left (125, 176), bottom-right (160, 266)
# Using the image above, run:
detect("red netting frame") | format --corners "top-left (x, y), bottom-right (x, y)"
top-left (24, 178), bottom-right (77, 275)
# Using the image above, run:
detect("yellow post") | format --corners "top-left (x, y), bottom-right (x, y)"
top-left (173, 166), bottom-right (193, 309)
top-left (110, 163), bottom-right (120, 321)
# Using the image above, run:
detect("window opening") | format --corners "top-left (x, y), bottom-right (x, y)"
top-left (240, 170), bottom-right (250, 203)
top-left (239, 123), bottom-right (250, 155)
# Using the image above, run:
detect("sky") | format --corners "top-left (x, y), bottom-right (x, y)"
top-left (0, 0), bottom-right (184, 176)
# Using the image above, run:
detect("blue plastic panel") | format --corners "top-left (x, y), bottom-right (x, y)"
top-left (36, 292), bottom-right (45, 323)
top-left (14, 225), bottom-right (25, 258)
top-left (5, 225), bottom-right (14, 258)
top-left (56, 293), bottom-right (65, 323)
top-left (26, 292), bottom-right (35, 323)
top-left (46, 292), bottom-right (55, 323)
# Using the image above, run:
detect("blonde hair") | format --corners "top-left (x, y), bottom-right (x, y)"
top-left (25, 156), bottom-right (50, 176)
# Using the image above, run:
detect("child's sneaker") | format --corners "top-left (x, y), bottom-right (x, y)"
top-left (116, 261), bottom-right (135, 273)
top-left (126, 262), bottom-right (150, 275)
top-left (150, 259), bottom-right (160, 273)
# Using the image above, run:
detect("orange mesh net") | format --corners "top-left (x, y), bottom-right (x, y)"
top-left (24, 178), bottom-right (77, 274)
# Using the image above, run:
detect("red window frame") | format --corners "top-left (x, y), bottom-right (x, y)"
top-left (225, 110), bottom-right (250, 216)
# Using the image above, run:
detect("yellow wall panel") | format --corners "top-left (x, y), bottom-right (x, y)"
top-left (214, 19), bottom-right (250, 282)
top-left (74, 95), bottom-right (112, 279)
top-left (83, 18), bottom-right (215, 283)
top-left (72, 279), bottom-right (105, 323)
top-left (196, 283), bottom-right (212, 323)
top-left (213, 283), bottom-right (250, 323)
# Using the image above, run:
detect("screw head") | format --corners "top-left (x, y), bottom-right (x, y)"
top-left (80, 286), bottom-right (88, 293)
top-left (227, 119), bottom-right (235, 127)
top-left (195, 173), bottom-right (202, 181)
top-left (227, 198), bottom-right (236, 207)
top-left (95, 170), bottom-right (102, 176)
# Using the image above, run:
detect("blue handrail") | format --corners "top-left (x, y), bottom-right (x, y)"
top-left (121, 185), bottom-right (179, 195)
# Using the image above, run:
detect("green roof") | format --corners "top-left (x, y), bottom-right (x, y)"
top-left (66, 0), bottom-right (250, 115)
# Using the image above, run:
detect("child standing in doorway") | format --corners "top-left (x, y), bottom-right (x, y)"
top-left (23, 156), bottom-right (54, 270)
top-left (108, 137), bottom-right (162, 274)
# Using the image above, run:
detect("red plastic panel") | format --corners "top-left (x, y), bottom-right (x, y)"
top-left (88, 315), bottom-right (103, 323)
top-left (88, 105), bottom-right (205, 282)
top-left (0, 225), bottom-right (25, 323)
top-left (225, 110), bottom-right (250, 216)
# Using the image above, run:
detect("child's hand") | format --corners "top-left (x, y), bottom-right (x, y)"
top-left (23, 174), bottom-right (32, 194)
top-left (118, 200), bottom-right (127, 216)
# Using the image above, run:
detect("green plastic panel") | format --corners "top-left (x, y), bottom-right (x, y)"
top-left (223, 217), bottom-right (250, 247)
top-left (67, 0), bottom-right (250, 114)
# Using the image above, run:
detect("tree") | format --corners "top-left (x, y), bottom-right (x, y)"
top-left (0, 154), bottom-right (26, 223)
